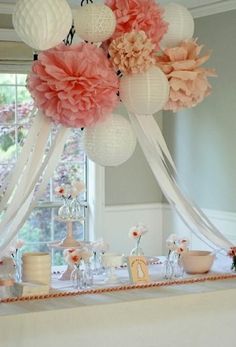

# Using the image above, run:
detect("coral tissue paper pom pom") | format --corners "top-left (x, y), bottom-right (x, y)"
top-left (160, 3), bottom-right (194, 49)
top-left (13, 0), bottom-right (72, 51)
top-left (74, 4), bottom-right (116, 43)
top-left (27, 43), bottom-right (119, 128)
top-left (105, 0), bottom-right (168, 50)
top-left (82, 114), bottom-right (137, 167)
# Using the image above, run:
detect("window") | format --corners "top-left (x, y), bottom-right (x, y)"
top-left (0, 73), bottom-right (87, 265)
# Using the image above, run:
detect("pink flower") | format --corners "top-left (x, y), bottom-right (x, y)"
top-left (64, 249), bottom-right (82, 267)
top-left (108, 30), bottom-right (155, 74)
top-left (105, 0), bottom-right (168, 50)
top-left (156, 39), bottom-right (217, 112)
top-left (28, 43), bottom-right (119, 128)
top-left (55, 186), bottom-right (65, 196)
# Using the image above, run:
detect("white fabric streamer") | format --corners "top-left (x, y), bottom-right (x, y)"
top-left (0, 113), bottom-right (70, 254)
top-left (129, 114), bottom-right (232, 250)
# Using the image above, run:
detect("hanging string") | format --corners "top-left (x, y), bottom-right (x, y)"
top-left (81, 0), bottom-right (93, 5)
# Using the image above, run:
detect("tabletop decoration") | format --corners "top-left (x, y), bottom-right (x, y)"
top-left (64, 248), bottom-right (83, 289)
top-left (91, 239), bottom-right (110, 275)
top-left (156, 39), bottom-right (217, 112)
top-left (227, 247), bottom-right (236, 272)
top-left (164, 234), bottom-right (189, 279)
top-left (64, 247), bottom-right (94, 288)
top-left (129, 223), bottom-right (148, 256)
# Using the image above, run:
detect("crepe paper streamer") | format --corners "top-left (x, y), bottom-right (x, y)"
top-left (13, 0), bottom-right (72, 51)
top-left (0, 126), bottom-right (71, 254)
top-left (83, 113), bottom-right (137, 167)
top-left (74, 4), bottom-right (116, 43)
top-left (120, 66), bottom-right (169, 115)
top-left (129, 113), bottom-right (232, 250)
top-left (160, 3), bottom-right (194, 49)
top-left (0, 107), bottom-right (38, 210)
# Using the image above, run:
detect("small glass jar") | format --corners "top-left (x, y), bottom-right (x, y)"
top-left (70, 265), bottom-right (83, 290)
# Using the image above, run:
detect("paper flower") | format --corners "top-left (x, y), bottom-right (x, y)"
top-left (71, 180), bottom-right (85, 198)
top-left (64, 249), bottom-right (83, 267)
top-left (105, 0), bottom-right (168, 50)
top-left (92, 239), bottom-right (110, 253)
top-left (108, 30), bottom-right (155, 74)
top-left (156, 39), bottom-right (217, 112)
top-left (129, 223), bottom-right (148, 239)
top-left (28, 43), bottom-right (119, 128)
top-left (166, 234), bottom-right (189, 253)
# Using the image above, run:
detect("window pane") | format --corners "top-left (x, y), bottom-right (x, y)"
top-left (0, 86), bottom-right (15, 123)
top-left (17, 86), bottom-right (34, 124)
top-left (0, 125), bottom-right (16, 164)
top-left (0, 74), bottom-right (16, 85)
top-left (16, 74), bottom-right (27, 86)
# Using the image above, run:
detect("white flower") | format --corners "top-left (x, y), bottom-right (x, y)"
top-left (129, 223), bottom-right (148, 239)
top-left (92, 240), bottom-right (109, 253)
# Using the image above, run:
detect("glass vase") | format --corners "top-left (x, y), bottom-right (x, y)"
top-left (69, 198), bottom-right (82, 220)
top-left (83, 262), bottom-right (93, 287)
top-left (70, 265), bottom-right (83, 290)
top-left (130, 238), bottom-right (144, 256)
top-left (58, 198), bottom-right (70, 220)
top-left (172, 253), bottom-right (184, 278)
top-left (163, 256), bottom-right (174, 279)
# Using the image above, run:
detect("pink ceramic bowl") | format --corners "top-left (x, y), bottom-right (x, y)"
top-left (181, 250), bottom-right (215, 274)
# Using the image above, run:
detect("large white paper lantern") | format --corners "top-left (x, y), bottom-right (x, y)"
top-left (120, 66), bottom-right (170, 115)
top-left (83, 114), bottom-right (137, 167)
top-left (160, 3), bottom-right (194, 49)
top-left (74, 4), bottom-right (116, 43)
top-left (13, 0), bottom-right (72, 51)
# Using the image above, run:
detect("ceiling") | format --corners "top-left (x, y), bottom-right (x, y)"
top-left (0, 0), bottom-right (232, 10)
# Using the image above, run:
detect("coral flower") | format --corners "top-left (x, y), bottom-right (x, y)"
top-left (28, 43), bottom-right (119, 128)
top-left (105, 0), bottom-right (168, 50)
top-left (156, 39), bottom-right (217, 112)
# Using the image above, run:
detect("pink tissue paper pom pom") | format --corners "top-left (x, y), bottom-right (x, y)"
top-left (28, 43), bottom-right (119, 128)
top-left (156, 39), bottom-right (217, 112)
top-left (105, 0), bottom-right (168, 51)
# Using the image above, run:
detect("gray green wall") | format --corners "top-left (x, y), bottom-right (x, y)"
top-left (105, 105), bottom-right (163, 206)
top-left (163, 10), bottom-right (236, 212)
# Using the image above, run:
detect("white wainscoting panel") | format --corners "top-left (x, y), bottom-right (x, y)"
top-left (162, 204), bottom-right (236, 251)
top-left (101, 203), bottom-right (236, 256)
top-left (103, 204), bottom-right (163, 256)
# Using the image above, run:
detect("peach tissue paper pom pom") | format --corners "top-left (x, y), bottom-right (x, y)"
top-left (105, 0), bottom-right (168, 51)
top-left (156, 39), bottom-right (217, 112)
top-left (28, 43), bottom-right (119, 128)
top-left (109, 30), bottom-right (155, 74)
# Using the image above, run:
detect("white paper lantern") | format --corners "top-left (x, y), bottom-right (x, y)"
top-left (83, 114), bottom-right (137, 167)
top-left (74, 4), bottom-right (116, 43)
top-left (120, 66), bottom-right (170, 115)
top-left (13, 0), bottom-right (72, 51)
top-left (160, 3), bottom-right (194, 49)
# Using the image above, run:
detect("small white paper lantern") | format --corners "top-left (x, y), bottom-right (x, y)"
top-left (120, 66), bottom-right (170, 115)
top-left (13, 0), bottom-right (72, 51)
top-left (74, 4), bottom-right (116, 43)
top-left (83, 114), bottom-right (137, 167)
top-left (160, 3), bottom-right (194, 49)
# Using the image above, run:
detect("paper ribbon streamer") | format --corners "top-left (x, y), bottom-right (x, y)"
top-left (129, 114), bottom-right (232, 250)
